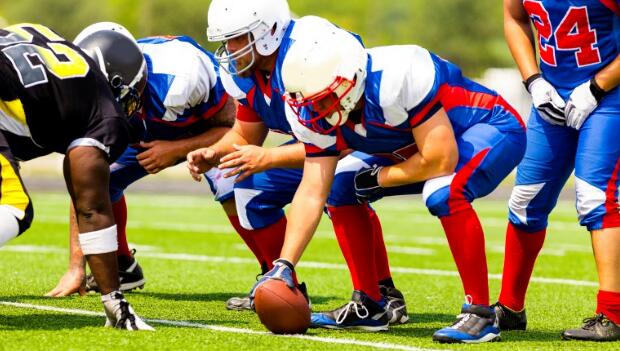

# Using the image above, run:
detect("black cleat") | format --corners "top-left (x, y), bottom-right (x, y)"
top-left (432, 304), bottom-right (501, 343)
top-left (562, 314), bottom-right (620, 341)
top-left (493, 302), bottom-right (527, 331)
top-left (226, 282), bottom-right (310, 311)
top-left (310, 290), bottom-right (389, 331)
top-left (86, 251), bottom-right (146, 293)
top-left (380, 285), bottom-right (409, 324)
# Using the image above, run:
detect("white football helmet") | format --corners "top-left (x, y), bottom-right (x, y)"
top-left (207, 0), bottom-right (291, 75)
top-left (282, 25), bottom-right (367, 134)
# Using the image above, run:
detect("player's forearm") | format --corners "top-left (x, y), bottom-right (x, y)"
top-left (172, 127), bottom-right (230, 159)
top-left (267, 143), bottom-right (305, 169)
top-left (594, 54), bottom-right (620, 92)
top-left (68, 203), bottom-right (86, 269)
top-left (209, 127), bottom-right (252, 159)
top-left (379, 151), bottom-right (457, 188)
top-left (504, 1), bottom-right (539, 79)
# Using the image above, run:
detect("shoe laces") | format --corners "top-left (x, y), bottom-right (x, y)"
top-left (450, 313), bottom-right (473, 330)
top-left (582, 314), bottom-right (609, 329)
top-left (385, 298), bottom-right (405, 312)
top-left (335, 301), bottom-right (370, 325)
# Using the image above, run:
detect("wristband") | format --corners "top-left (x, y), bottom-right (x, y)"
top-left (589, 78), bottom-right (606, 103)
top-left (523, 73), bottom-right (541, 93)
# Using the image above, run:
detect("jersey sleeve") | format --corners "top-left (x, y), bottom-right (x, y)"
top-left (284, 105), bottom-right (344, 157)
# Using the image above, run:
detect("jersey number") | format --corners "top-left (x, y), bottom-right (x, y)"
top-left (523, 1), bottom-right (601, 67)
top-left (1, 24), bottom-right (89, 88)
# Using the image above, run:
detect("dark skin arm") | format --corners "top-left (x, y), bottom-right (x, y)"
top-left (63, 146), bottom-right (119, 295)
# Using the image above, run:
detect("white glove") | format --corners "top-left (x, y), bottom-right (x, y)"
top-left (102, 291), bottom-right (154, 331)
top-left (527, 75), bottom-right (567, 126)
top-left (565, 80), bottom-right (600, 130)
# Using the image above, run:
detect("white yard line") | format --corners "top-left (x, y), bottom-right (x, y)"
top-left (0, 301), bottom-right (441, 351)
top-left (1, 246), bottom-right (598, 287)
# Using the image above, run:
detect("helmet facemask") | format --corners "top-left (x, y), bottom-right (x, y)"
top-left (110, 62), bottom-right (147, 118)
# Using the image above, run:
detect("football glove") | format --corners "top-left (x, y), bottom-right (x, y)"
top-left (249, 259), bottom-right (295, 304)
top-left (565, 79), bottom-right (604, 130)
top-left (354, 164), bottom-right (384, 203)
top-left (102, 291), bottom-right (154, 331)
top-left (525, 74), bottom-right (566, 126)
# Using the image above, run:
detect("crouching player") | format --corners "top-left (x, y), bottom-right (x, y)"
top-left (496, 0), bottom-right (620, 341)
top-left (46, 23), bottom-right (236, 297)
top-left (188, 0), bottom-right (407, 329)
top-left (0, 23), bottom-right (152, 329)
top-left (257, 25), bottom-right (526, 342)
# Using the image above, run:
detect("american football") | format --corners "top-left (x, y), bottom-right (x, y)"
top-left (254, 279), bottom-right (311, 334)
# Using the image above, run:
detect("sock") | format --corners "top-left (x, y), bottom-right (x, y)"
top-left (498, 222), bottom-right (546, 311)
top-left (328, 205), bottom-right (382, 302)
top-left (368, 206), bottom-right (392, 283)
top-left (228, 215), bottom-right (267, 270)
top-left (597, 290), bottom-right (620, 325)
top-left (251, 216), bottom-right (299, 285)
top-left (0, 207), bottom-right (19, 247)
top-left (112, 196), bottom-right (131, 258)
top-left (440, 205), bottom-right (489, 306)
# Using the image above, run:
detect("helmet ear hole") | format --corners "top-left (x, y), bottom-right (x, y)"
top-left (110, 75), bottom-right (123, 90)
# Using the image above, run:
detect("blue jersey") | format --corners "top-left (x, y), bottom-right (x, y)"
top-left (221, 16), bottom-right (363, 136)
top-left (523, 0), bottom-right (620, 97)
top-left (289, 46), bottom-right (525, 158)
top-left (134, 36), bottom-right (228, 141)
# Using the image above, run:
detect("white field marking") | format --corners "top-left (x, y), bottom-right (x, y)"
top-left (0, 245), bottom-right (598, 287)
top-left (0, 302), bottom-right (441, 351)
top-left (387, 246), bottom-right (435, 256)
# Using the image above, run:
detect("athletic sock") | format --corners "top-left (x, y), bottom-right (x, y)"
top-left (597, 290), bottom-right (620, 325)
top-left (227, 215), bottom-right (267, 269)
top-left (328, 205), bottom-right (382, 302)
top-left (112, 196), bottom-right (131, 258)
top-left (440, 205), bottom-right (489, 306)
top-left (498, 222), bottom-right (546, 311)
top-left (367, 206), bottom-right (392, 283)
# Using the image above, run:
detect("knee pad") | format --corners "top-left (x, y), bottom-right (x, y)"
top-left (422, 175), bottom-right (455, 217)
top-left (508, 183), bottom-right (548, 230)
top-left (575, 177), bottom-right (608, 230)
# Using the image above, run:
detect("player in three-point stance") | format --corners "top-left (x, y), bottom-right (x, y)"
top-left (46, 22), bottom-right (237, 297)
top-left (188, 0), bottom-right (408, 329)
top-left (497, 0), bottom-right (620, 341)
top-left (261, 24), bottom-right (526, 343)
top-left (0, 23), bottom-right (152, 330)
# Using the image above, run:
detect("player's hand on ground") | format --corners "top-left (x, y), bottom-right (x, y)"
top-left (565, 80), bottom-right (599, 130)
top-left (187, 147), bottom-right (219, 181)
top-left (249, 259), bottom-right (295, 304)
top-left (218, 144), bottom-right (272, 182)
top-left (136, 140), bottom-right (182, 174)
top-left (526, 74), bottom-right (566, 126)
top-left (102, 291), bottom-right (154, 331)
top-left (354, 165), bottom-right (384, 203)
top-left (45, 267), bottom-right (86, 297)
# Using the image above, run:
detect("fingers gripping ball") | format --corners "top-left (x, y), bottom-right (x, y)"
top-left (254, 280), bottom-right (310, 334)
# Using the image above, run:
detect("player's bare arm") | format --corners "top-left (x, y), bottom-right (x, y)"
top-left (280, 155), bottom-right (339, 266)
top-left (218, 142), bottom-right (305, 181)
top-left (594, 54), bottom-right (620, 93)
top-left (187, 118), bottom-right (268, 180)
top-left (503, 0), bottom-right (539, 79)
top-left (378, 108), bottom-right (458, 188)
top-left (138, 98), bottom-right (236, 174)
top-left (63, 146), bottom-right (119, 295)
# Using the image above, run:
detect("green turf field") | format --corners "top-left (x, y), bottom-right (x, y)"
top-left (0, 191), bottom-right (613, 350)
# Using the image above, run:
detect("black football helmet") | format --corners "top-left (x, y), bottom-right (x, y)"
top-left (74, 25), bottom-right (147, 118)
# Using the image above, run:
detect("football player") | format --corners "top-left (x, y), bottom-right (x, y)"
top-left (270, 24), bottom-right (527, 343)
top-left (187, 0), bottom-right (408, 329)
top-left (497, 0), bottom-right (620, 341)
top-left (0, 23), bottom-right (152, 330)
top-left (45, 22), bottom-right (237, 297)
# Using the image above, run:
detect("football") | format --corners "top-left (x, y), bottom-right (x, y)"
top-left (253, 279), bottom-right (311, 334)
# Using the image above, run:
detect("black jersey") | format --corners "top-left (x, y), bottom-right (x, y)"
top-left (0, 23), bottom-right (130, 161)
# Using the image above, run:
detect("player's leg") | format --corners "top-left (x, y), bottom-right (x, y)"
top-left (0, 132), bottom-right (33, 246)
top-left (497, 109), bottom-right (577, 330)
top-left (430, 123), bottom-right (526, 343)
top-left (562, 107), bottom-right (620, 341)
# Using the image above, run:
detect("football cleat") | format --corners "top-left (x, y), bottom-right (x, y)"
top-left (227, 282), bottom-right (310, 311)
top-left (310, 290), bottom-right (389, 331)
top-left (562, 314), bottom-right (620, 341)
top-left (432, 303), bottom-right (501, 343)
top-left (86, 251), bottom-right (146, 293)
top-left (380, 285), bottom-right (409, 324)
top-left (493, 302), bottom-right (527, 331)
top-left (102, 291), bottom-right (153, 331)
